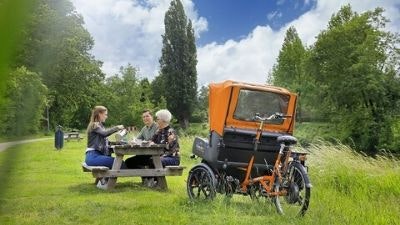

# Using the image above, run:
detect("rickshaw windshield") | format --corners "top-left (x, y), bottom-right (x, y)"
top-left (233, 89), bottom-right (290, 124)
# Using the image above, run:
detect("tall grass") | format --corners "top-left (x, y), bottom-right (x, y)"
top-left (0, 137), bottom-right (399, 224)
top-left (305, 141), bottom-right (400, 225)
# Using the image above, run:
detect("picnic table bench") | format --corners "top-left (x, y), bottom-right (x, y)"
top-left (64, 132), bottom-right (83, 141)
top-left (82, 143), bottom-right (184, 190)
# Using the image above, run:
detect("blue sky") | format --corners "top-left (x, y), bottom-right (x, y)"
top-left (71, 0), bottom-right (400, 86)
top-left (193, 0), bottom-right (316, 45)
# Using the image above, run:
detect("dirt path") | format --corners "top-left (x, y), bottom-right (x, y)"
top-left (0, 138), bottom-right (53, 152)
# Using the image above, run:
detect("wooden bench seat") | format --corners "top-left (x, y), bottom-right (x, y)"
top-left (165, 165), bottom-right (185, 176)
top-left (82, 162), bottom-right (109, 172)
top-left (82, 163), bottom-right (185, 186)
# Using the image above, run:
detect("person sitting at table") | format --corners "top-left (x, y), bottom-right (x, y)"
top-left (136, 109), bottom-right (158, 141)
top-left (151, 109), bottom-right (180, 167)
top-left (125, 109), bottom-right (180, 187)
top-left (85, 105), bottom-right (126, 169)
top-left (125, 109), bottom-right (158, 169)
top-left (125, 109), bottom-right (180, 168)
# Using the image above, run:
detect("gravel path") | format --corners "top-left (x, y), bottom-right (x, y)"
top-left (0, 138), bottom-right (53, 152)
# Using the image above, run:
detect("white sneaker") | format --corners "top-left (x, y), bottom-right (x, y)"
top-left (144, 178), bottom-right (157, 188)
top-left (96, 177), bottom-right (109, 190)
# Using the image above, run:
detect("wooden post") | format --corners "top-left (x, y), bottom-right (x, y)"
top-left (152, 155), bottom-right (167, 190)
top-left (96, 154), bottom-right (123, 190)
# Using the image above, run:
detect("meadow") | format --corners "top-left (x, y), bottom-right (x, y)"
top-left (0, 135), bottom-right (399, 225)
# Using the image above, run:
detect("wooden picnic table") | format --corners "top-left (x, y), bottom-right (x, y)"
top-left (64, 132), bottom-right (83, 141)
top-left (82, 143), bottom-right (184, 190)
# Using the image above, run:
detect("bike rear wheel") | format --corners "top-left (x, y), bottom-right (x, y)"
top-left (273, 162), bottom-right (311, 216)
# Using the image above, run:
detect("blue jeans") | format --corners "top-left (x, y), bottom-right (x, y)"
top-left (85, 150), bottom-right (126, 169)
top-left (161, 156), bottom-right (180, 167)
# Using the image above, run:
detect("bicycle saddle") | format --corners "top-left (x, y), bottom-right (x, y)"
top-left (277, 135), bottom-right (297, 145)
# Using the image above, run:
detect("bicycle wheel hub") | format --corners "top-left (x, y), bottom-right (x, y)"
top-left (286, 182), bottom-right (300, 204)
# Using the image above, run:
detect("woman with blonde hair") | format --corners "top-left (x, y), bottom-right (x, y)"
top-left (85, 105), bottom-right (125, 169)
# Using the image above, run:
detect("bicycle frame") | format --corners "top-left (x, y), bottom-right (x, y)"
top-left (240, 115), bottom-right (292, 197)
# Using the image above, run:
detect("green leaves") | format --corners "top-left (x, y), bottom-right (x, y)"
top-left (158, 0), bottom-right (198, 129)
top-left (271, 5), bottom-right (400, 153)
top-left (0, 67), bottom-right (47, 136)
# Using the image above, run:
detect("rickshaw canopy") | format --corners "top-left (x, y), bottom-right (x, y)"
top-left (209, 80), bottom-right (297, 136)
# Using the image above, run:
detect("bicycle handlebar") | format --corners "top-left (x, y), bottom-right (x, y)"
top-left (253, 112), bottom-right (289, 121)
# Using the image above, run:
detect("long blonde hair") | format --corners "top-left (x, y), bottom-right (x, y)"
top-left (86, 106), bottom-right (107, 134)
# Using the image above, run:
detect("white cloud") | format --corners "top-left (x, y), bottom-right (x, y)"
top-left (71, 0), bottom-right (207, 78)
top-left (71, 0), bottom-right (400, 86)
top-left (267, 11), bottom-right (283, 21)
top-left (197, 0), bottom-right (400, 85)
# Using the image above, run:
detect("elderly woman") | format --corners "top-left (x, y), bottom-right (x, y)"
top-left (151, 109), bottom-right (180, 166)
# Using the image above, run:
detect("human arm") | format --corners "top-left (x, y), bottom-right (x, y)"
top-left (136, 126), bottom-right (145, 140)
top-left (93, 123), bottom-right (124, 137)
top-left (165, 128), bottom-right (179, 156)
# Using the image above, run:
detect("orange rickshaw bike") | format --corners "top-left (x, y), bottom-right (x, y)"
top-left (187, 80), bottom-right (311, 216)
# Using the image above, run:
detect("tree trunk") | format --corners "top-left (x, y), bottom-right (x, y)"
top-left (179, 117), bottom-right (189, 129)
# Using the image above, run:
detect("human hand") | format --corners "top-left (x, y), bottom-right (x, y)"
top-left (168, 133), bottom-right (176, 143)
top-left (117, 125), bottom-right (124, 130)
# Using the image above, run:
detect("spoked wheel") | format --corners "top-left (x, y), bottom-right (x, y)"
top-left (187, 164), bottom-right (216, 200)
top-left (273, 162), bottom-right (311, 216)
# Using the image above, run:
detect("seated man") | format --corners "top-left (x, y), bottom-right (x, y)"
top-left (136, 109), bottom-right (158, 141)
top-left (125, 109), bottom-right (158, 169)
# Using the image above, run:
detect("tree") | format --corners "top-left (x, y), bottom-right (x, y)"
top-left (307, 5), bottom-right (400, 153)
top-left (191, 85), bottom-right (208, 123)
top-left (270, 26), bottom-right (315, 121)
top-left (159, 0), bottom-right (198, 129)
top-left (103, 65), bottom-right (141, 127)
top-left (102, 64), bottom-right (163, 129)
top-left (0, 67), bottom-right (47, 136)
top-left (271, 26), bottom-right (306, 91)
top-left (14, 0), bottom-right (105, 130)
top-left (0, 0), bottom-right (37, 110)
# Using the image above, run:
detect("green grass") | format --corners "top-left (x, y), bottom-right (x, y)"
top-left (0, 137), bottom-right (399, 224)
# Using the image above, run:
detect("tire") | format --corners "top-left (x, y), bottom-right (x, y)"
top-left (187, 164), bottom-right (216, 200)
top-left (273, 162), bottom-right (311, 216)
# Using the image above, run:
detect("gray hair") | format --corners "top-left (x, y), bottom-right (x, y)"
top-left (155, 109), bottom-right (172, 123)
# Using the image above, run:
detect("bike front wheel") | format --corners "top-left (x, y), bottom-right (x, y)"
top-left (273, 162), bottom-right (311, 216)
top-left (187, 164), bottom-right (216, 200)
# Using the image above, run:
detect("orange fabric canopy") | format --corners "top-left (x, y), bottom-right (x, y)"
top-left (209, 80), bottom-right (297, 136)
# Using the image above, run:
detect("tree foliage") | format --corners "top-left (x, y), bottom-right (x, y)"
top-left (271, 26), bottom-right (306, 92)
top-left (0, 0), bottom-right (182, 136)
top-left (309, 5), bottom-right (400, 152)
top-left (101, 65), bottom-right (152, 128)
top-left (14, 0), bottom-right (105, 129)
top-left (270, 26), bottom-right (317, 121)
top-left (158, 0), bottom-right (198, 129)
top-left (191, 85), bottom-right (209, 123)
top-left (0, 67), bottom-right (47, 136)
top-left (271, 5), bottom-right (400, 153)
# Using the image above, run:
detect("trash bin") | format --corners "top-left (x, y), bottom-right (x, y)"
top-left (55, 125), bottom-right (64, 150)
